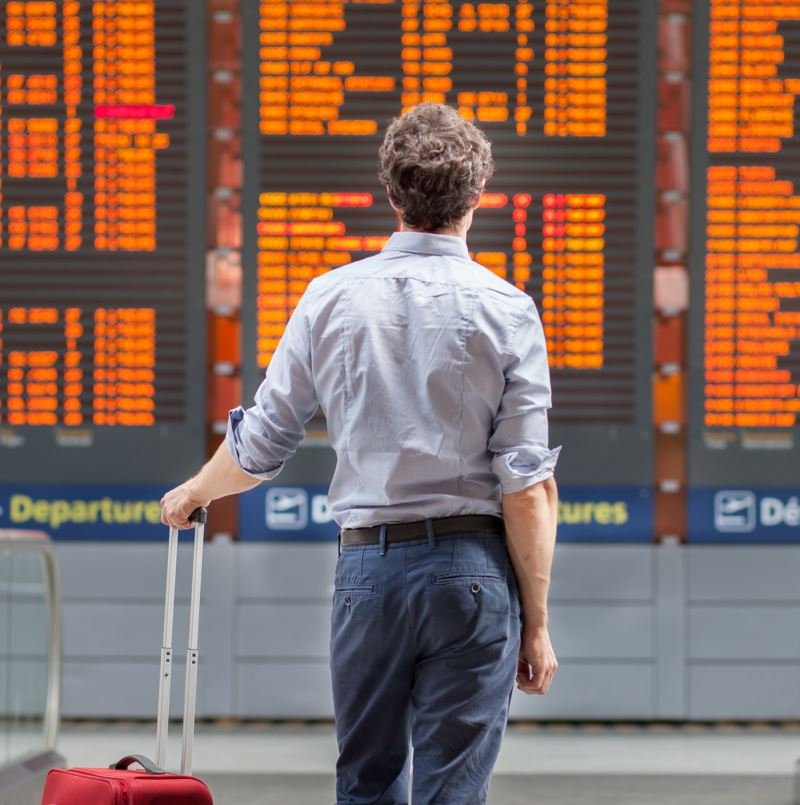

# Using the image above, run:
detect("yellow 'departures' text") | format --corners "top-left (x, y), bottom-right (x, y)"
top-left (9, 494), bottom-right (162, 530)
top-left (558, 500), bottom-right (628, 526)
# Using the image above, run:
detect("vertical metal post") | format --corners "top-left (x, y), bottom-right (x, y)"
top-left (155, 526), bottom-right (179, 770)
top-left (40, 543), bottom-right (62, 752)
top-left (180, 511), bottom-right (207, 775)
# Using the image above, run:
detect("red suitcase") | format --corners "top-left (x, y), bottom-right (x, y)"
top-left (42, 509), bottom-right (214, 805)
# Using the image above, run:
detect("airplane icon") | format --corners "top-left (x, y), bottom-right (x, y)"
top-left (265, 487), bottom-right (308, 530)
top-left (714, 490), bottom-right (756, 532)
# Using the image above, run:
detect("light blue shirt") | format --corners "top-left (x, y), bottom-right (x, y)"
top-left (227, 231), bottom-right (560, 529)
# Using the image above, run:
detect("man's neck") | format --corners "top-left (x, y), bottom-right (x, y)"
top-left (399, 222), bottom-right (469, 241)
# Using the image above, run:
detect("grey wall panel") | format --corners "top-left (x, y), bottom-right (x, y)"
top-left (9, 554), bottom-right (47, 585)
top-left (509, 663), bottom-right (655, 720)
top-left (689, 606), bottom-right (800, 661)
top-left (55, 543), bottom-right (668, 720)
top-left (234, 661), bottom-right (334, 718)
top-left (63, 602), bottom-right (190, 657)
top-left (685, 548), bottom-right (800, 721)
top-left (549, 605), bottom-right (653, 660)
top-left (237, 602), bottom-right (331, 659)
top-left (0, 659), bottom-right (48, 716)
top-left (52, 543), bottom-right (800, 721)
top-left (687, 549), bottom-right (800, 602)
top-left (0, 602), bottom-right (48, 656)
top-left (62, 660), bottom-right (161, 718)
top-left (236, 544), bottom-right (338, 600)
top-left (56, 544), bottom-right (200, 600)
top-left (550, 546), bottom-right (655, 601)
top-left (61, 658), bottom-right (212, 719)
top-left (689, 665), bottom-right (800, 720)
top-left (57, 542), bottom-right (223, 719)
top-left (63, 601), bottom-right (197, 659)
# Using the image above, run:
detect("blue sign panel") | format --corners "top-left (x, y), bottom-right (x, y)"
top-left (239, 485), bottom-right (653, 542)
top-left (1, 483), bottom-right (656, 542)
top-left (688, 487), bottom-right (800, 544)
top-left (0, 485), bottom-right (167, 540)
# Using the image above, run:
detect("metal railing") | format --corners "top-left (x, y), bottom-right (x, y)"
top-left (0, 529), bottom-right (63, 803)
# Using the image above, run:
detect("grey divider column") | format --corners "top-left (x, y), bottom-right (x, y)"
top-left (200, 536), bottom-right (236, 716)
top-left (654, 539), bottom-right (687, 719)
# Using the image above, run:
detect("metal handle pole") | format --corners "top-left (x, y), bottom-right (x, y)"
top-left (156, 525), bottom-right (179, 770)
top-left (180, 512), bottom-right (207, 775)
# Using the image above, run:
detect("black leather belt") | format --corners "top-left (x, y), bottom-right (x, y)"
top-left (340, 515), bottom-right (504, 547)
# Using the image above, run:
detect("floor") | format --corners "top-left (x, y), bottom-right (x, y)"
top-left (201, 772), bottom-right (795, 805)
top-left (57, 722), bottom-right (800, 805)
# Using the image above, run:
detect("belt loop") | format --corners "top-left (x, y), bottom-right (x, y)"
top-left (337, 531), bottom-right (342, 557)
top-left (378, 524), bottom-right (387, 557)
top-left (425, 518), bottom-right (436, 549)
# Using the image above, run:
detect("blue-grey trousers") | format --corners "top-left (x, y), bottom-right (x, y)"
top-left (330, 530), bottom-right (521, 804)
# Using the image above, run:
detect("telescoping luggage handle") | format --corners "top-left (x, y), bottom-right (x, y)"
top-left (155, 506), bottom-right (208, 776)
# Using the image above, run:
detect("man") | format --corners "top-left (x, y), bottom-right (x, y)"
top-left (162, 103), bottom-right (559, 804)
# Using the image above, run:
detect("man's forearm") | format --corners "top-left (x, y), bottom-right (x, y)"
top-left (502, 476), bottom-right (558, 627)
top-left (161, 441), bottom-right (262, 529)
top-left (187, 441), bottom-right (263, 503)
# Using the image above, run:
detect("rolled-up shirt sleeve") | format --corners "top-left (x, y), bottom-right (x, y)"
top-left (488, 299), bottom-right (561, 493)
top-left (226, 291), bottom-right (319, 480)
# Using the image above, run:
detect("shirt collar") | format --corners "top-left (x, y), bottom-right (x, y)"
top-left (382, 231), bottom-right (470, 260)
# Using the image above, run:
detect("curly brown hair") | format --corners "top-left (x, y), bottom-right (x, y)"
top-left (378, 104), bottom-right (494, 232)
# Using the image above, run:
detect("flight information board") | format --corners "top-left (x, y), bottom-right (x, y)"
top-left (241, 0), bottom-right (657, 506)
top-left (0, 1), bottom-right (206, 487)
top-left (688, 0), bottom-right (800, 541)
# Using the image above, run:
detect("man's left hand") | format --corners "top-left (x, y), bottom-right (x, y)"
top-left (161, 480), bottom-right (209, 530)
top-left (516, 624), bottom-right (558, 695)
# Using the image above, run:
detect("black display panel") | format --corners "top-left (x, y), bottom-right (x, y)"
top-left (0, 0), bottom-right (206, 484)
top-left (242, 0), bottom-right (656, 490)
top-left (689, 1), bottom-right (800, 485)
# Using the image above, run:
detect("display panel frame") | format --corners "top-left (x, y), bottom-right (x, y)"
top-left (0, 1), bottom-right (207, 485)
top-left (687, 1), bottom-right (800, 488)
top-left (240, 0), bottom-right (657, 499)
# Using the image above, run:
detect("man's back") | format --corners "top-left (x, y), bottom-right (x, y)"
top-left (299, 231), bottom-right (553, 527)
